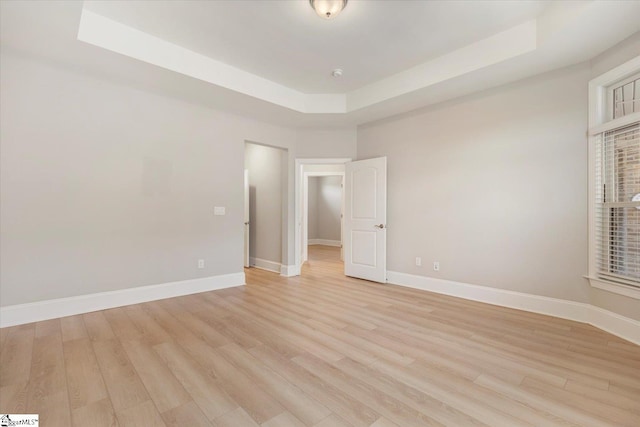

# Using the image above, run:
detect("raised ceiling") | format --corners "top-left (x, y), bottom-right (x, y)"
top-left (1, 1), bottom-right (639, 127)
top-left (82, 0), bottom-right (547, 94)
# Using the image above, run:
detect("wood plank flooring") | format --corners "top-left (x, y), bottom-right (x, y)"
top-left (1, 245), bottom-right (639, 426)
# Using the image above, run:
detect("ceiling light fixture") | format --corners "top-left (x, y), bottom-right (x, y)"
top-left (332, 68), bottom-right (343, 78)
top-left (309, 0), bottom-right (348, 19)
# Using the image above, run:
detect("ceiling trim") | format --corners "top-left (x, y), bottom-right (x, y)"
top-left (347, 20), bottom-right (537, 111)
top-left (77, 9), bottom-right (347, 113)
top-left (77, 7), bottom-right (537, 115)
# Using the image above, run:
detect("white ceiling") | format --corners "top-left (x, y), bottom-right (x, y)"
top-left (82, 0), bottom-right (547, 94)
top-left (1, 1), bottom-right (639, 128)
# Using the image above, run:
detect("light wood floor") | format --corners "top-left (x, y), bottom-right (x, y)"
top-left (1, 245), bottom-right (639, 426)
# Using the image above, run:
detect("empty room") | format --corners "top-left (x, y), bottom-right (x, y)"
top-left (1, 1), bottom-right (640, 426)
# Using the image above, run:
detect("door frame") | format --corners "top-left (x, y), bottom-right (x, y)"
top-left (244, 169), bottom-right (250, 268)
top-left (295, 158), bottom-right (351, 275)
top-left (244, 141), bottom-right (289, 275)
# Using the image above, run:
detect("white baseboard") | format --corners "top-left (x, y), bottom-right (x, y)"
top-left (249, 257), bottom-right (281, 273)
top-left (280, 264), bottom-right (300, 277)
top-left (386, 271), bottom-right (589, 322)
top-left (0, 272), bottom-right (245, 328)
top-left (387, 271), bottom-right (640, 345)
top-left (4, 267), bottom-right (637, 344)
top-left (308, 239), bottom-right (341, 247)
top-left (588, 306), bottom-right (640, 345)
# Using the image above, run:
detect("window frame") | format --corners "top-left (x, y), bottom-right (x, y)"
top-left (607, 73), bottom-right (640, 120)
top-left (588, 56), bottom-right (640, 300)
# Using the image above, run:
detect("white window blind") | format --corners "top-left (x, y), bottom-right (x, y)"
top-left (595, 121), bottom-right (640, 286)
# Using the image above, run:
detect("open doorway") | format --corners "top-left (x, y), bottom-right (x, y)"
top-left (304, 171), bottom-right (344, 261)
top-left (244, 142), bottom-right (288, 274)
top-left (295, 159), bottom-right (350, 275)
top-left (305, 173), bottom-right (344, 272)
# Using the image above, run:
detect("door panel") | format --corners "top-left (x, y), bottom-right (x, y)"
top-left (351, 231), bottom-right (377, 266)
top-left (352, 168), bottom-right (377, 218)
top-left (344, 157), bottom-right (387, 282)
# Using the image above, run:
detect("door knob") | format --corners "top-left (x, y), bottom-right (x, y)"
top-left (374, 224), bottom-right (385, 229)
top-left (244, 222), bottom-right (250, 225)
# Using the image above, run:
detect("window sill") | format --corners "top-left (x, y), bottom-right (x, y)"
top-left (585, 276), bottom-right (640, 300)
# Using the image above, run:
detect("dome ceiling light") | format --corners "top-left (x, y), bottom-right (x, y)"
top-left (309, 0), bottom-right (348, 19)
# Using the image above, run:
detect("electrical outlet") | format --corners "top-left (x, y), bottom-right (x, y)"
top-left (198, 259), bottom-right (205, 269)
top-left (433, 261), bottom-right (440, 271)
top-left (214, 206), bottom-right (226, 216)
top-left (415, 257), bottom-right (422, 266)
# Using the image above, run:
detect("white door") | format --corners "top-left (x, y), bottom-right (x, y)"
top-left (344, 157), bottom-right (387, 282)
top-left (244, 169), bottom-right (250, 268)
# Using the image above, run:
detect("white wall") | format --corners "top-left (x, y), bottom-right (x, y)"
top-left (307, 178), bottom-right (319, 240)
top-left (308, 176), bottom-right (342, 243)
top-left (357, 33), bottom-right (640, 322)
top-left (315, 176), bottom-right (342, 242)
top-left (0, 50), bottom-right (357, 307)
top-left (297, 129), bottom-right (357, 159)
top-left (358, 63), bottom-right (592, 303)
top-left (244, 143), bottom-right (284, 265)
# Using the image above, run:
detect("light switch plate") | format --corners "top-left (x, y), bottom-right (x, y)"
top-left (214, 206), bottom-right (226, 216)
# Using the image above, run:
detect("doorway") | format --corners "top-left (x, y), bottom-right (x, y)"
top-left (244, 142), bottom-right (288, 274)
top-left (295, 158), bottom-right (350, 274)
top-left (303, 172), bottom-right (345, 264)
top-left (295, 156), bottom-right (388, 282)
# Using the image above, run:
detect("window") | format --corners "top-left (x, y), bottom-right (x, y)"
top-left (610, 75), bottom-right (640, 119)
top-left (589, 57), bottom-right (640, 297)
top-left (595, 123), bottom-right (640, 285)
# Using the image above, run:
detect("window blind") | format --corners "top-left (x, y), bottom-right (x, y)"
top-left (595, 121), bottom-right (640, 286)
